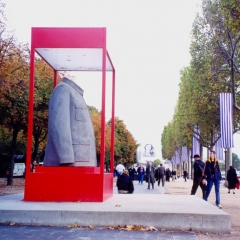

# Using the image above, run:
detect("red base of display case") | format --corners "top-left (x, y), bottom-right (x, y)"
top-left (24, 167), bottom-right (113, 202)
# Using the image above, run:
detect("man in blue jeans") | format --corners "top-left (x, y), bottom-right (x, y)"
top-left (202, 151), bottom-right (222, 209)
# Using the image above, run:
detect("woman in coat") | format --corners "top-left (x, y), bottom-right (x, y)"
top-left (116, 170), bottom-right (134, 194)
top-left (227, 166), bottom-right (237, 194)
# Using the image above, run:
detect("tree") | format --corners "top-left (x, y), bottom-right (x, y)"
top-left (88, 106), bottom-right (111, 166)
top-left (161, 0), bottom-right (240, 156)
top-left (153, 159), bottom-right (161, 168)
top-left (0, 2), bottom-right (30, 185)
top-left (108, 117), bottom-right (138, 166)
top-left (232, 152), bottom-right (240, 170)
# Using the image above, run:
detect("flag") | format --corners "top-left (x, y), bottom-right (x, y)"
top-left (214, 134), bottom-right (224, 160)
top-left (182, 146), bottom-right (188, 162)
top-left (219, 93), bottom-right (234, 148)
top-left (192, 125), bottom-right (200, 156)
top-left (175, 150), bottom-right (180, 164)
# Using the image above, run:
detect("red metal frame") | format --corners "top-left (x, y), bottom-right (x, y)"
top-left (24, 28), bottom-right (115, 202)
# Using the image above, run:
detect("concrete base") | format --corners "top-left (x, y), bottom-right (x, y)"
top-left (0, 193), bottom-right (230, 233)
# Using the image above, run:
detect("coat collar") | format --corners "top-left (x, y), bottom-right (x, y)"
top-left (207, 157), bottom-right (218, 167)
top-left (62, 77), bottom-right (84, 96)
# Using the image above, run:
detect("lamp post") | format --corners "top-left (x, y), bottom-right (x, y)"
top-left (224, 148), bottom-right (227, 175)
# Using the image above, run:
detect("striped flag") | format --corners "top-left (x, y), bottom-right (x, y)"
top-left (214, 134), bottom-right (224, 160)
top-left (219, 93), bottom-right (234, 148)
top-left (175, 150), bottom-right (180, 164)
top-left (171, 156), bottom-right (176, 164)
top-left (182, 146), bottom-right (188, 162)
top-left (192, 125), bottom-right (200, 156)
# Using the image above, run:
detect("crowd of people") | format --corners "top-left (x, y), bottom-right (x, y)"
top-left (115, 151), bottom-right (240, 210)
top-left (114, 161), bottom-right (189, 194)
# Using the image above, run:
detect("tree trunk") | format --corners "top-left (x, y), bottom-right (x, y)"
top-left (32, 139), bottom-right (39, 161)
top-left (7, 127), bottom-right (19, 186)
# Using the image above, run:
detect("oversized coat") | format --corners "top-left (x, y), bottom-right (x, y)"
top-left (43, 78), bottom-right (97, 166)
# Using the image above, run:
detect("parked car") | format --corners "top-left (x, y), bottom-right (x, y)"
top-left (221, 173), bottom-right (226, 180)
top-left (13, 163), bottom-right (25, 177)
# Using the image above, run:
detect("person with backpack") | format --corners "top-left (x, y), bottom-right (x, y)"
top-left (190, 154), bottom-right (206, 199)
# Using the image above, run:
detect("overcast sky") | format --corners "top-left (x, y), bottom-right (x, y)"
top-left (3, 0), bottom-right (240, 159)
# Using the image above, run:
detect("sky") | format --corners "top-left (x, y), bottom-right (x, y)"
top-left (3, 0), bottom-right (240, 159)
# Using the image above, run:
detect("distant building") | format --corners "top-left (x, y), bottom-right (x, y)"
top-left (136, 143), bottom-right (157, 165)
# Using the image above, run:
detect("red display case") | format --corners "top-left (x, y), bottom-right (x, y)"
top-left (24, 28), bottom-right (115, 202)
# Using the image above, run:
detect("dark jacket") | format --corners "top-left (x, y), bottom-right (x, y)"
top-left (146, 166), bottom-right (155, 178)
top-left (165, 169), bottom-right (171, 177)
top-left (193, 160), bottom-right (204, 178)
top-left (203, 158), bottom-right (221, 180)
top-left (227, 168), bottom-right (237, 189)
top-left (157, 166), bottom-right (165, 177)
top-left (116, 174), bottom-right (134, 193)
top-left (128, 167), bottom-right (136, 177)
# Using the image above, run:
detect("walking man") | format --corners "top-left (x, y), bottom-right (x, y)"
top-left (165, 168), bottom-right (171, 182)
top-left (157, 164), bottom-right (165, 187)
top-left (116, 162), bottom-right (125, 178)
top-left (146, 162), bottom-right (155, 189)
top-left (183, 170), bottom-right (188, 182)
top-left (190, 154), bottom-right (206, 199)
top-left (128, 164), bottom-right (136, 181)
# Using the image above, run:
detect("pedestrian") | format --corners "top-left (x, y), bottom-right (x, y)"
top-left (227, 166), bottom-right (237, 194)
top-left (116, 161), bottom-right (125, 178)
top-left (183, 170), bottom-right (188, 182)
top-left (190, 154), bottom-right (206, 199)
top-left (172, 169), bottom-right (176, 181)
top-left (137, 163), bottom-right (145, 184)
top-left (116, 170), bottom-right (134, 194)
top-left (203, 151), bottom-right (222, 209)
top-left (146, 162), bottom-right (155, 189)
top-left (157, 164), bottom-right (165, 187)
top-left (165, 168), bottom-right (171, 182)
top-left (128, 164), bottom-right (137, 181)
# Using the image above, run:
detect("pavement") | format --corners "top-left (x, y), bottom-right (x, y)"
top-left (0, 224), bottom-right (199, 240)
top-left (0, 178), bottom-right (232, 239)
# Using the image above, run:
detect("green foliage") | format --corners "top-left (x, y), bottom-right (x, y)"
top-left (232, 152), bottom-right (240, 169)
top-left (108, 117), bottom-right (138, 165)
top-left (161, 0), bottom-right (240, 159)
top-left (153, 159), bottom-right (161, 168)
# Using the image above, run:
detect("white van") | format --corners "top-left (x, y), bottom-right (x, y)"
top-left (13, 163), bottom-right (26, 177)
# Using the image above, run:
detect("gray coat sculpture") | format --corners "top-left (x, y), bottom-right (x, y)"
top-left (43, 77), bottom-right (97, 166)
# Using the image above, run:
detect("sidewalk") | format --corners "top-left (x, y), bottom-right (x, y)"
top-left (0, 177), bottom-right (238, 239)
top-left (163, 177), bottom-right (240, 240)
